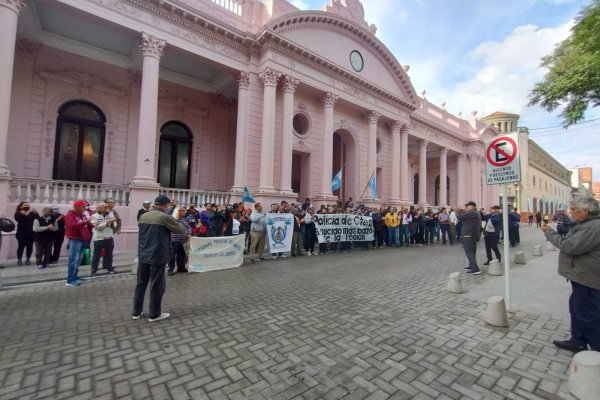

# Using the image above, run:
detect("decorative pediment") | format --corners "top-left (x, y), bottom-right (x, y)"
top-left (323, 0), bottom-right (377, 34)
top-left (38, 69), bottom-right (126, 97)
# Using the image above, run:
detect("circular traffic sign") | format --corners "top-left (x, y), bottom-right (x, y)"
top-left (486, 136), bottom-right (517, 167)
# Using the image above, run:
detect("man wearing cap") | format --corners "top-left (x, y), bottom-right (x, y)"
top-left (458, 201), bottom-right (482, 274)
top-left (64, 200), bottom-right (94, 286)
top-left (482, 205), bottom-right (502, 265)
top-left (137, 201), bottom-right (151, 221)
top-left (133, 195), bottom-right (185, 322)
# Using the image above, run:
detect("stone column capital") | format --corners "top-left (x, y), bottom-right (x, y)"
top-left (419, 139), bottom-right (429, 149)
top-left (259, 67), bottom-right (281, 87)
top-left (323, 92), bottom-right (339, 107)
top-left (440, 147), bottom-right (448, 157)
top-left (282, 75), bottom-right (299, 93)
top-left (140, 32), bottom-right (166, 59)
top-left (237, 71), bottom-right (250, 89)
top-left (457, 153), bottom-right (466, 160)
top-left (389, 120), bottom-right (404, 134)
top-left (368, 111), bottom-right (381, 125)
top-left (0, 0), bottom-right (27, 14)
top-left (467, 153), bottom-right (480, 161)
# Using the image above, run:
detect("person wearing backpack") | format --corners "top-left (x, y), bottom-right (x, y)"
top-left (482, 205), bottom-right (502, 266)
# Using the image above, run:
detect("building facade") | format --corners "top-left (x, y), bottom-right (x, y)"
top-left (481, 112), bottom-right (572, 219)
top-left (570, 167), bottom-right (593, 198)
top-left (0, 0), bottom-right (499, 257)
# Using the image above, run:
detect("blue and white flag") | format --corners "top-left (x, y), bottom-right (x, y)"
top-left (331, 165), bottom-right (344, 191)
top-left (368, 171), bottom-right (377, 199)
top-left (242, 186), bottom-right (255, 203)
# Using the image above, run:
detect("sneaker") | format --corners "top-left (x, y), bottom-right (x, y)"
top-left (307, 252), bottom-right (312, 256)
top-left (37, 264), bottom-right (44, 269)
top-left (132, 312), bottom-right (143, 320)
top-left (464, 266), bottom-right (472, 270)
top-left (280, 255), bottom-right (287, 258)
top-left (66, 281), bottom-right (80, 287)
top-left (149, 313), bottom-right (170, 322)
top-left (25, 259), bottom-right (31, 265)
top-left (89, 273), bottom-right (97, 277)
top-left (483, 261), bottom-right (490, 266)
top-left (466, 268), bottom-right (481, 275)
top-left (109, 270), bottom-right (117, 274)
top-left (74, 279), bottom-right (83, 285)
top-left (17, 260), bottom-right (22, 266)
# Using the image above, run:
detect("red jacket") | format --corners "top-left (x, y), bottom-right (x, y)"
top-left (64, 210), bottom-right (92, 241)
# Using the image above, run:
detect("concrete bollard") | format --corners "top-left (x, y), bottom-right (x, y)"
top-left (568, 351), bottom-right (600, 400)
top-left (131, 257), bottom-right (138, 275)
top-left (514, 251), bottom-right (526, 264)
top-left (447, 272), bottom-right (463, 294)
top-left (488, 259), bottom-right (503, 276)
top-left (483, 296), bottom-right (509, 327)
top-left (532, 245), bottom-right (543, 256)
top-left (546, 242), bottom-right (556, 251)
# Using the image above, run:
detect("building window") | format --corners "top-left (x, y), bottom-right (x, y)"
top-left (158, 121), bottom-right (192, 189)
top-left (293, 113), bottom-right (310, 136)
top-left (533, 176), bottom-right (536, 186)
top-left (53, 101), bottom-right (106, 182)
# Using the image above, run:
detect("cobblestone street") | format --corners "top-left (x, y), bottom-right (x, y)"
top-left (0, 227), bottom-right (576, 399)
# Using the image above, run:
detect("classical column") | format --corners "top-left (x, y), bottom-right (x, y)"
top-left (0, 0), bottom-right (26, 178)
top-left (469, 154), bottom-right (479, 204)
top-left (456, 154), bottom-right (465, 206)
top-left (418, 139), bottom-right (428, 205)
top-left (231, 72), bottom-right (250, 192)
top-left (131, 33), bottom-right (166, 186)
top-left (389, 121), bottom-right (402, 202)
top-left (280, 75), bottom-right (299, 194)
top-left (367, 111), bottom-right (380, 199)
top-left (400, 127), bottom-right (409, 203)
top-left (258, 67), bottom-right (281, 192)
top-left (320, 92), bottom-right (338, 197)
top-left (439, 147), bottom-right (448, 206)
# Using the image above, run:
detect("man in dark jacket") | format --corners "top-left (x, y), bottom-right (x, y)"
top-left (132, 195), bottom-right (185, 322)
top-left (482, 205), bottom-right (502, 265)
top-left (458, 201), bottom-right (482, 274)
top-left (543, 196), bottom-right (600, 352)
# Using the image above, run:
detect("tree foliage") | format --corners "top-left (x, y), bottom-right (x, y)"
top-left (529, 0), bottom-right (600, 127)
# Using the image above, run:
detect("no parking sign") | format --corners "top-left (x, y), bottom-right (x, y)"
top-left (484, 133), bottom-right (521, 185)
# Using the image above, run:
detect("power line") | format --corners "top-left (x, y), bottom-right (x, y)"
top-left (527, 117), bottom-right (600, 132)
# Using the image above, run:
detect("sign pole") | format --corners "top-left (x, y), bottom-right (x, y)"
top-left (503, 183), bottom-right (511, 311)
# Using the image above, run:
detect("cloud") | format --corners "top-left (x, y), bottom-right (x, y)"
top-left (289, 0), bottom-right (311, 10)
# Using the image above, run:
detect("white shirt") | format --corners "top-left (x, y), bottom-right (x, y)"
top-left (232, 218), bottom-right (240, 235)
top-left (449, 211), bottom-right (458, 224)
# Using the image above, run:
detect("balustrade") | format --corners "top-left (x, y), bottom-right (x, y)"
top-left (160, 188), bottom-right (230, 206)
top-left (210, 0), bottom-right (243, 16)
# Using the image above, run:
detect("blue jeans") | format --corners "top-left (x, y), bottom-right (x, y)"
top-left (570, 281), bottom-right (600, 351)
top-left (387, 227), bottom-right (399, 247)
top-left (67, 239), bottom-right (86, 283)
top-left (400, 225), bottom-right (410, 246)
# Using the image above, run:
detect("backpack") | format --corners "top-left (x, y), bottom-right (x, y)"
top-left (0, 217), bottom-right (15, 232)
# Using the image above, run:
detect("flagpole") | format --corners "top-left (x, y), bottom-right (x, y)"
top-left (360, 170), bottom-right (375, 200)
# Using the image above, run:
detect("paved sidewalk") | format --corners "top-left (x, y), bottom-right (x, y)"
top-left (0, 226), bottom-right (578, 399)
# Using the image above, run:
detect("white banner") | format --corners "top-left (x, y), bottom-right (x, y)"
top-left (266, 213), bottom-right (294, 253)
top-left (314, 214), bottom-right (374, 243)
top-left (188, 235), bottom-right (245, 273)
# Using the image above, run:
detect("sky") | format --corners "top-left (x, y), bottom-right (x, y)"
top-left (288, 0), bottom-right (600, 182)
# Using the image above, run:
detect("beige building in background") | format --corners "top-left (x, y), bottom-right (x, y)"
top-left (570, 167), bottom-right (593, 198)
top-left (482, 112), bottom-right (572, 219)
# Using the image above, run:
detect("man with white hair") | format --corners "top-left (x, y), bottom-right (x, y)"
top-left (542, 196), bottom-right (600, 352)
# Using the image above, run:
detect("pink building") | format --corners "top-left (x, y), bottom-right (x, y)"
top-left (0, 0), bottom-right (499, 257)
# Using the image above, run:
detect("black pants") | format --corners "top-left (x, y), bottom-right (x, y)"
top-left (16, 230), bottom-right (34, 261)
top-left (570, 281), bottom-right (600, 351)
top-left (35, 239), bottom-right (53, 266)
top-left (168, 241), bottom-right (187, 272)
top-left (132, 263), bottom-right (166, 319)
top-left (484, 236), bottom-right (501, 262)
top-left (51, 232), bottom-right (65, 262)
top-left (440, 224), bottom-right (451, 244)
top-left (91, 238), bottom-right (114, 273)
top-left (374, 228), bottom-right (385, 247)
top-left (304, 227), bottom-right (316, 253)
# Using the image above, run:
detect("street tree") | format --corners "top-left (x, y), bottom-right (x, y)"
top-left (529, 0), bottom-right (600, 127)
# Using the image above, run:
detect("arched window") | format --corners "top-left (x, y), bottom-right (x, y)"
top-left (158, 121), bottom-right (192, 189)
top-left (53, 101), bottom-right (106, 182)
top-left (434, 175), bottom-right (450, 205)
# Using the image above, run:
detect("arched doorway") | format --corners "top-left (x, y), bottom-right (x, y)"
top-left (53, 100), bottom-right (106, 182)
top-left (158, 121), bottom-right (192, 189)
top-left (434, 175), bottom-right (450, 205)
top-left (332, 129), bottom-right (357, 201)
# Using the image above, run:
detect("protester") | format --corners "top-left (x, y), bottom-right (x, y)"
top-left (64, 200), bottom-right (93, 286)
top-left (133, 195), bottom-right (185, 322)
top-left (384, 207), bottom-right (399, 247)
top-left (542, 196), bottom-right (600, 352)
top-left (137, 200), bottom-right (151, 221)
top-left (167, 207), bottom-right (191, 276)
top-left (303, 206), bottom-right (318, 256)
top-left (89, 202), bottom-right (117, 276)
top-left (249, 203), bottom-right (267, 262)
top-left (482, 205), bottom-right (502, 266)
top-left (552, 209), bottom-right (572, 237)
top-left (14, 201), bottom-right (38, 265)
top-left (32, 207), bottom-right (58, 269)
top-left (438, 207), bottom-right (451, 245)
top-left (458, 201), bottom-right (482, 274)
top-left (508, 208), bottom-right (521, 247)
top-left (50, 206), bottom-right (65, 264)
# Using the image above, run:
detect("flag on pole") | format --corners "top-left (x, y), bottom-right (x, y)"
top-left (331, 165), bottom-right (344, 191)
top-left (242, 186), bottom-right (255, 203)
top-left (368, 171), bottom-right (377, 199)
